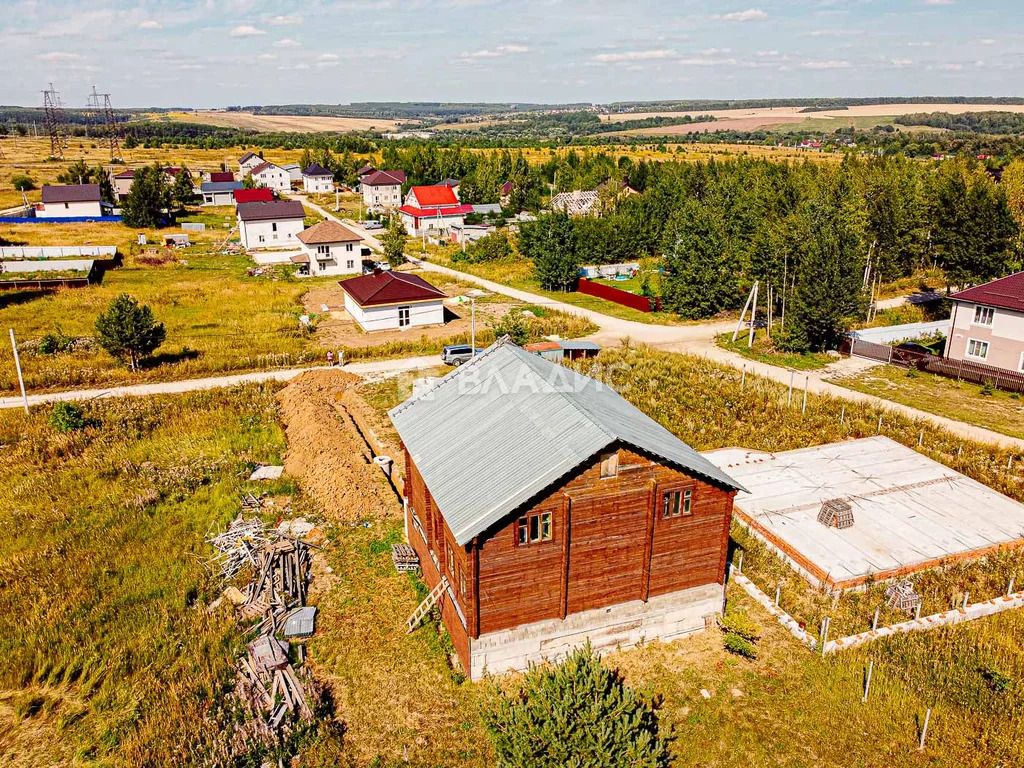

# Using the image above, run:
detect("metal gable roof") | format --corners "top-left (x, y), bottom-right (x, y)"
top-left (389, 340), bottom-right (743, 546)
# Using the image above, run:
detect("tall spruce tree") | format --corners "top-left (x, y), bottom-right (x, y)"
top-left (121, 164), bottom-right (169, 228)
top-left (781, 170), bottom-right (867, 352)
top-left (660, 200), bottom-right (738, 319)
top-left (531, 213), bottom-right (579, 291)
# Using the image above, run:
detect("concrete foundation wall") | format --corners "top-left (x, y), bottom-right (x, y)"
top-left (468, 582), bottom-right (723, 680)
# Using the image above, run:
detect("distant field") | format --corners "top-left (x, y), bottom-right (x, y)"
top-left (163, 110), bottom-right (400, 133)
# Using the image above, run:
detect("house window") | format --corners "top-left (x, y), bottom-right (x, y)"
top-left (346, 243), bottom-right (353, 252)
top-left (973, 305), bottom-right (994, 326)
top-left (446, 541), bottom-right (455, 575)
top-left (662, 489), bottom-right (693, 519)
top-left (258, 235), bottom-right (265, 243)
top-left (600, 451), bottom-right (619, 478)
top-left (966, 339), bottom-right (989, 360)
top-left (272, 222), bottom-right (278, 232)
top-left (517, 511), bottom-right (553, 545)
top-left (1020, 352), bottom-right (1024, 373)
top-left (398, 306), bottom-right (411, 327)
top-left (458, 567), bottom-right (466, 599)
top-left (347, 260), bottom-right (355, 269)
top-left (318, 261), bottom-right (326, 272)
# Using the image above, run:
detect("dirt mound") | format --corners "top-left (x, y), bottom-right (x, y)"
top-left (277, 370), bottom-right (401, 522)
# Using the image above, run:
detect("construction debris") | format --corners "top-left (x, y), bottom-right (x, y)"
top-left (207, 513), bottom-right (323, 747)
top-left (885, 579), bottom-right (922, 614)
top-left (249, 464), bottom-right (285, 481)
top-left (392, 543), bottom-right (420, 573)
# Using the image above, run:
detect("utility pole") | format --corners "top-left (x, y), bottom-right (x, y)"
top-left (9, 329), bottom-right (29, 414)
top-left (471, 298), bottom-right (476, 356)
top-left (42, 82), bottom-right (66, 160)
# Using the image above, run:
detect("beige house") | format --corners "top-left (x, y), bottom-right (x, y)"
top-left (360, 169), bottom-right (406, 209)
top-left (294, 220), bottom-right (363, 277)
top-left (946, 271), bottom-right (1024, 373)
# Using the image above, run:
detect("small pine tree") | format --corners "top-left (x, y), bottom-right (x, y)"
top-left (172, 165), bottom-right (195, 207)
top-left (532, 213), bottom-right (579, 291)
top-left (489, 309), bottom-right (531, 345)
top-left (486, 644), bottom-right (670, 768)
top-left (94, 294), bottom-right (166, 371)
top-left (121, 164), bottom-right (169, 228)
top-left (50, 402), bottom-right (86, 433)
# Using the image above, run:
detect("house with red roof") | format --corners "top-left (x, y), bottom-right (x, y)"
top-left (946, 271), bottom-right (1024, 374)
top-left (339, 270), bottom-right (447, 331)
top-left (208, 171), bottom-right (236, 183)
top-left (399, 185), bottom-right (474, 237)
top-left (233, 187), bottom-right (275, 204)
top-left (248, 160), bottom-right (291, 192)
top-left (360, 169), bottom-right (407, 209)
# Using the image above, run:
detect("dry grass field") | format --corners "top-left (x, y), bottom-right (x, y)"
top-left (163, 110), bottom-right (401, 134)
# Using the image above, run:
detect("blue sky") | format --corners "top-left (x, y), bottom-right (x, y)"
top-left (3, 0), bottom-right (1021, 108)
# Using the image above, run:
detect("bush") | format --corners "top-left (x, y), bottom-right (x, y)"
top-left (486, 643), bottom-right (670, 768)
top-left (720, 611), bottom-right (761, 643)
top-left (723, 632), bottom-right (758, 659)
top-left (50, 402), bottom-right (86, 433)
top-left (39, 327), bottom-right (74, 355)
top-left (490, 309), bottom-right (531, 345)
top-left (10, 174), bottom-right (35, 192)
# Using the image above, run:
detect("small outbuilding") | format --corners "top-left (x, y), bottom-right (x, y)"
top-left (201, 181), bottom-right (243, 206)
top-left (236, 200), bottom-right (306, 250)
top-left (296, 219), bottom-right (363, 276)
top-left (339, 270), bottom-right (447, 331)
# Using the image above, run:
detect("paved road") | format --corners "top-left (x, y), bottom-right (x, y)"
top-left (0, 356), bottom-right (439, 410)
top-left (295, 195), bottom-right (383, 251)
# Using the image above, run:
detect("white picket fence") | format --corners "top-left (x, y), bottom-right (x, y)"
top-left (0, 245), bottom-right (118, 260)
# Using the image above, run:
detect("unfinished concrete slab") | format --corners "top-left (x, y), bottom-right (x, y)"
top-left (704, 437), bottom-right (1024, 590)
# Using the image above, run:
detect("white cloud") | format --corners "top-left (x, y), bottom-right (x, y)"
top-left (678, 56), bottom-right (737, 66)
top-left (268, 15), bottom-right (302, 25)
top-left (891, 58), bottom-right (913, 67)
top-left (459, 44), bottom-right (529, 59)
top-left (977, 38), bottom-right (996, 45)
top-left (923, 0), bottom-right (953, 5)
top-left (318, 53), bottom-right (339, 61)
top-left (230, 25), bottom-right (266, 37)
top-left (591, 49), bottom-right (677, 64)
top-left (721, 8), bottom-right (768, 22)
top-left (701, 47), bottom-right (732, 55)
top-left (37, 51), bottom-right (80, 61)
top-left (907, 41), bottom-right (934, 47)
top-left (939, 62), bottom-right (963, 70)
top-left (138, 20), bottom-right (162, 30)
top-left (800, 60), bottom-right (851, 69)
top-left (258, 53), bottom-right (277, 60)
top-left (756, 50), bottom-right (780, 57)
top-left (273, 38), bottom-right (300, 48)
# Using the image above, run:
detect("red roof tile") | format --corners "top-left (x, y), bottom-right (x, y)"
top-left (951, 271), bottom-right (1024, 313)
top-left (399, 204), bottom-right (474, 218)
top-left (339, 271), bottom-right (447, 307)
top-left (233, 188), bottom-right (275, 203)
top-left (409, 185), bottom-right (459, 207)
top-left (210, 171), bottom-right (235, 183)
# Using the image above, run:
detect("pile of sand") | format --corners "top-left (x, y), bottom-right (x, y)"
top-left (277, 371), bottom-right (401, 522)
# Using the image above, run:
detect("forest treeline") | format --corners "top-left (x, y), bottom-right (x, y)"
top-left (895, 111), bottom-right (1024, 135)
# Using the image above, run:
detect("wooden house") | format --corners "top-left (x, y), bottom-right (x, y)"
top-left (390, 340), bottom-right (743, 680)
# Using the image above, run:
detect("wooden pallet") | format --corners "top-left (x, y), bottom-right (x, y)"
top-left (392, 544), bottom-right (420, 573)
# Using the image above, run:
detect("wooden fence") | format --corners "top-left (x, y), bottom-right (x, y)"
top-left (842, 335), bottom-right (1024, 394)
top-left (577, 277), bottom-right (661, 313)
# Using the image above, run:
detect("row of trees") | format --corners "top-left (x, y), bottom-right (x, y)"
top-left (513, 154), bottom-right (1021, 351)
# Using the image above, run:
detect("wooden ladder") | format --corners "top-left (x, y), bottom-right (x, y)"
top-left (407, 576), bottom-right (449, 633)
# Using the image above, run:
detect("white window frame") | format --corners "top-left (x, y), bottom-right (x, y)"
top-left (965, 338), bottom-right (989, 360)
top-left (317, 244), bottom-right (330, 256)
top-left (972, 305), bottom-right (995, 327)
top-left (398, 306), bottom-right (411, 327)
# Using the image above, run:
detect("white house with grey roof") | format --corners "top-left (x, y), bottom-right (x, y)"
top-left (236, 200), bottom-right (306, 249)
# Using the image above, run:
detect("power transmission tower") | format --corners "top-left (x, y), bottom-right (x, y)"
top-left (88, 85), bottom-right (123, 163)
top-left (42, 82), bottom-right (67, 159)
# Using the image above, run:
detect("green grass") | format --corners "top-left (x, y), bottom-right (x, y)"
top-left (0, 384), bottom-right (349, 764)
top-left (717, 330), bottom-right (834, 370)
top-left (0, 250), bottom-right (329, 393)
top-left (832, 364), bottom-right (1024, 441)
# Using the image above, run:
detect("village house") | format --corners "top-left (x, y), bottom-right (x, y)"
top-left (436, 178), bottom-right (461, 197)
top-left (112, 169), bottom-right (135, 200)
top-left (238, 151), bottom-right (264, 175)
top-left (945, 271), bottom-right (1024, 374)
top-left (339, 270), bottom-right (447, 331)
top-left (163, 167), bottom-right (186, 186)
top-left (302, 163), bottom-right (334, 194)
top-left (236, 199), bottom-right (305, 250)
top-left (294, 219), bottom-right (364, 277)
top-left (550, 189), bottom-right (601, 217)
top-left (499, 181), bottom-right (514, 207)
top-left (37, 184), bottom-right (108, 218)
top-left (201, 181), bottom-right (243, 206)
top-left (281, 164), bottom-right (303, 186)
top-left (207, 171), bottom-right (236, 183)
top-left (390, 339), bottom-right (743, 680)
top-left (361, 169), bottom-right (406, 209)
top-left (399, 185), bottom-right (474, 237)
top-left (248, 161), bottom-right (291, 192)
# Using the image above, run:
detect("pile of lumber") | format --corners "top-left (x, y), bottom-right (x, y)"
top-left (208, 514), bottom-right (321, 740)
